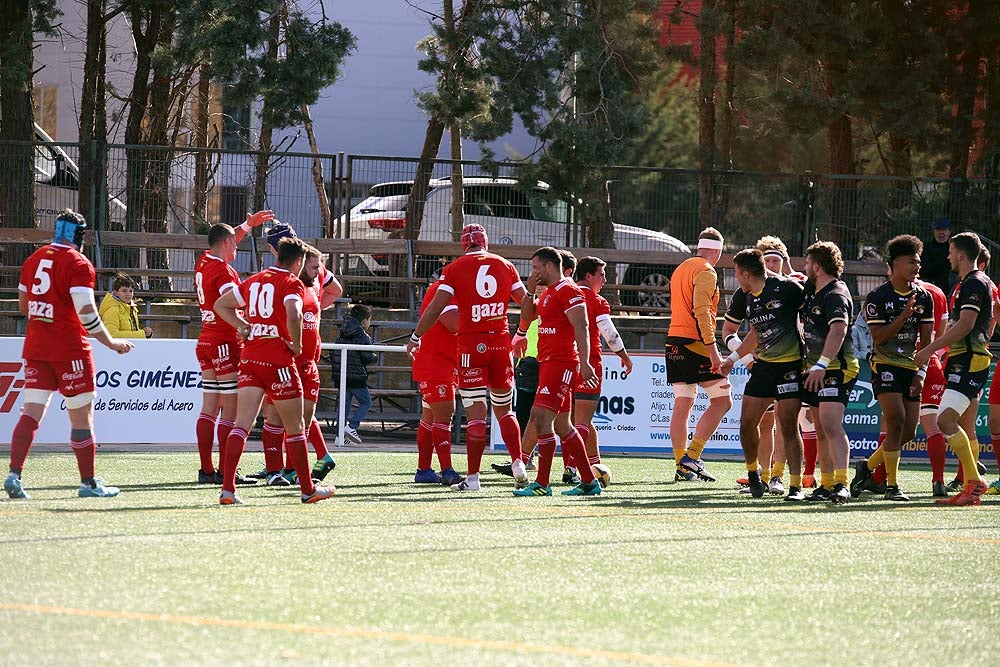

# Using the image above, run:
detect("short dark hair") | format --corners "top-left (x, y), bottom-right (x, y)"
top-left (276, 237), bottom-right (308, 266)
top-left (532, 246), bottom-right (562, 271)
top-left (208, 223), bottom-right (235, 247)
top-left (558, 249), bottom-right (577, 273)
top-left (979, 247), bottom-right (991, 267)
top-left (806, 241), bottom-right (845, 278)
top-left (733, 248), bottom-right (765, 278)
top-left (950, 232), bottom-right (983, 263)
top-left (111, 272), bottom-right (136, 291)
top-left (885, 234), bottom-right (922, 267)
top-left (350, 304), bottom-right (372, 321)
top-left (575, 256), bottom-right (606, 281)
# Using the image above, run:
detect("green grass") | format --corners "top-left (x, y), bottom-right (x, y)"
top-left (1, 452), bottom-right (998, 667)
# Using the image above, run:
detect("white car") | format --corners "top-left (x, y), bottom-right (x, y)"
top-left (342, 177), bottom-right (690, 308)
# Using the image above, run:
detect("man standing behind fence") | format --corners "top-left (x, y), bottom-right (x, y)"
top-left (665, 227), bottom-right (731, 483)
top-left (406, 224), bottom-right (529, 492)
top-left (192, 211), bottom-right (272, 485)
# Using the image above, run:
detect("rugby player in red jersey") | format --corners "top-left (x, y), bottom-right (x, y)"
top-left (411, 280), bottom-right (463, 486)
top-left (512, 247), bottom-right (601, 497)
top-left (193, 210), bottom-right (273, 485)
top-left (405, 224), bottom-right (529, 492)
top-left (572, 256), bottom-right (632, 487)
top-left (213, 237), bottom-right (335, 505)
top-left (5, 210), bottom-right (134, 500)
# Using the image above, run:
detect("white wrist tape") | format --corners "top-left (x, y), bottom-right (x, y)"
top-left (725, 333), bottom-right (742, 353)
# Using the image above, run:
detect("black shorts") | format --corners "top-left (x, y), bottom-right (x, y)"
top-left (944, 353), bottom-right (991, 399)
top-left (665, 338), bottom-right (723, 386)
top-left (802, 368), bottom-right (856, 407)
top-left (872, 364), bottom-right (920, 402)
top-left (746, 360), bottom-right (803, 401)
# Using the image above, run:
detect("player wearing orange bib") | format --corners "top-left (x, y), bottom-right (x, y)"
top-left (406, 224), bottom-right (529, 492)
top-left (213, 237), bottom-right (335, 505)
top-left (5, 210), bottom-right (134, 500)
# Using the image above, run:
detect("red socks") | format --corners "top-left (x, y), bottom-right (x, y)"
top-left (561, 428), bottom-right (595, 483)
top-left (417, 419), bottom-right (434, 470)
top-left (216, 418), bottom-right (233, 466)
top-left (928, 432), bottom-right (948, 482)
top-left (70, 434), bottom-right (96, 481)
top-left (498, 412), bottom-right (522, 462)
top-left (575, 423), bottom-right (600, 465)
top-left (285, 432), bottom-right (315, 495)
top-left (308, 419), bottom-right (328, 459)
top-left (535, 433), bottom-right (558, 487)
top-left (9, 414), bottom-right (38, 473)
top-left (466, 419), bottom-right (487, 475)
top-left (222, 428), bottom-right (249, 492)
top-left (196, 413), bottom-right (217, 473)
top-left (262, 422), bottom-right (284, 473)
top-left (433, 422), bottom-right (453, 470)
top-left (802, 429), bottom-right (818, 477)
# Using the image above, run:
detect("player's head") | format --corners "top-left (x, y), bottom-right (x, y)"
top-left (275, 236), bottom-right (308, 273)
top-left (299, 244), bottom-right (323, 287)
top-left (978, 246), bottom-right (991, 272)
top-left (949, 232), bottom-right (982, 271)
top-left (885, 235), bottom-right (922, 283)
top-left (732, 248), bottom-right (765, 292)
top-left (696, 227), bottom-right (724, 265)
top-left (266, 222), bottom-right (296, 256)
top-left (805, 241), bottom-right (844, 282)
top-left (461, 224), bottom-right (488, 251)
top-left (207, 223), bottom-right (238, 260)
top-left (54, 209), bottom-right (87, 248)
top-left (531, 246), bottom-right (562, 286)
top-left (575, 256), bottom-right (607, 289)
top-left (558, 249), bottom-right (577, 278)
top-left (756, 235), bottom-right (789, 274)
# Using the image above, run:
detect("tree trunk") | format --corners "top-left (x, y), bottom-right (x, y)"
top-left (78, 0), bottom-right (105, 228)
top-left (696, 0), bottom-right (718, 231)
top-left (192, 65), bottom-right (212, 228)
top-left (449, 125), bottom-right (464, 239)
top-left (887, 132), bottom-right (912, 210)
top-left (301, 103), bottom-right (332, 235)
top-left (0, 0), bottom-right (39, 286)
top-left (720, 0), bottom-right (736, 172)
top-left (253, 11), bottom-right (282, 269)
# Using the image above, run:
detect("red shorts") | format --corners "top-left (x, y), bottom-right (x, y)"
top-left (458, 333), bottom-right (514, 391)
top-left (238, 358), bottom-right (302, 401)
top-left (23, 356), bottom-right (95, 397)
top-left (418, 375), bottom-right (457, 404)
top-left (573, 361), bottom-right (602, 398)
top-left (196, 338), bottom-right (241, 376)
top-left (921, 355), bottom-right (946, 408)
top-left (298, 359), bottom-right (321, 404)
top-left (534, 359), bottom-right (578, 414)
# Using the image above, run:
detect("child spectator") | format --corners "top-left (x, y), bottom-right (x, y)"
top-left (331, 304), bottom-right (376, 443)
top-left (99, 272), bottom-right (152, 339)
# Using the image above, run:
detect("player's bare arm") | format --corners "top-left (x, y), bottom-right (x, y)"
top-left (804, 321), bottom-right (848, 393)
top-left (285, 298), bottom-right (303, 357)
top-left (916, 308), bottom-right (976, 368)
top-left (567, 304), bottom-right (594, 385)
top-left (867, 293), bottom-right (916, 345)
top-left (406, 287), bottom-right (452, 357)
top-left (233, 209), bottom-right (274, 245)
top-left (213, 289), bottom-right (250, 338)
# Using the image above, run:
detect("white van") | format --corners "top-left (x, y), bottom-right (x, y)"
top-left (343, 177), bottom-right (690, 308)
top-left (32, 124), bottom-right (127, 231)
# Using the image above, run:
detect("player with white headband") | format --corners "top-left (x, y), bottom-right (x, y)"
top-left (664, 227), bottom-right (731, 483)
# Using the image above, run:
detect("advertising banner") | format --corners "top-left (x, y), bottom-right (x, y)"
top-left (494, 351), bottom-right (995, 460)
top-left (0, 338), bottom-right (201, 444)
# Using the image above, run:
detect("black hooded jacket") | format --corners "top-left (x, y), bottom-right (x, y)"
top-left (330, 315), bottom-right (376, 388)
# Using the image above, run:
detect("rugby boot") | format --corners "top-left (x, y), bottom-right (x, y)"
top-left (561, 480), bottom-right (602, 496)
top-left (414, 468), bottom-right (442, 484)
top-left (4, 473), bottom-right (29, 500)
top-left (678, 454), bottom-right (716, 482)
top-left (78, 479), bottom-right (120, 498)
top-left (937, 480), bottom-right (988, 506)
top-left (784, 486), bottom-right (805, 502)
top-left (301, 485), bottom-right (336, 504)
top-left (513, 482), bottom-right (552, 497)
top-left (440, 468), bottom-right (464, 486)
top-left (849, 460), bottom-right (873, 498)
top-left (805, 486), bottom-right (832, 502)
top-left (312, 454), bottom-right (337, 481)
top-left (883, 485), bottom-right (909, 502)
top-left (747, 469), bottom-right (766, 499)
top-left (829, 483), bottom-right (850, 505)
top-left (932, 480), bottom-right (950, 498)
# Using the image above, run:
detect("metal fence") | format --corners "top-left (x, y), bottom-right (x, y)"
top-left (5, 138), bottom-right (1000, 282)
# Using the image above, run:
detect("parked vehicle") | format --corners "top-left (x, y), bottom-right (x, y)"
top-left (342, 177), bottom-right (690, 309)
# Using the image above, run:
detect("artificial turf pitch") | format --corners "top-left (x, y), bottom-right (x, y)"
top-left (0, 452), bottom-right (997, 667)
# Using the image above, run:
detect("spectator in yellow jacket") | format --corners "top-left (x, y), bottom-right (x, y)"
top-left (99, 272), bottom-right (152, 339)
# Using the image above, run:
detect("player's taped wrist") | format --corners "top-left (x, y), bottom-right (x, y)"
top-left (239, 220), bottom-right (252, 233)
top-left (409, 332), bottom-right (421, 345)
top-left (725, 333), bottom-right (742, 353)
top-left (810, 355), bottom-right (831, 373)
top-left (916, 367), bottom-right (927, 379)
